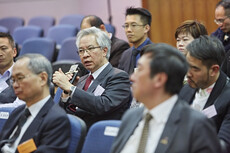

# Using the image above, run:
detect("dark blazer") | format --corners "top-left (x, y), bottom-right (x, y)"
top-left (118, 38), bottom-right (152, 75)
top-left (109, 36), bottom-right (130, 68)
top-left (69, 63), bottom-right (131, 128)
top-left (179, 71), bottom-right (230, 148)
top-left (110, 100), bottom-right (221, 153)
top-left (0, 98), bottom-right (70, 153)
top-left (0, 78), bottom-right (17, 104)
top-left (211, 28), bottom-right (230, 77)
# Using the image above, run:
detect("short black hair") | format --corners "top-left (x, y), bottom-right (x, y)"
top-left (81, 15), bottom-right (104, 28)
top-left (126, 7), bottom-right (152, 26)
top-left (186, 35), bottom-right (225, 68)
top-left (141, 43), bottom-right (188, 95)
top-left (0, 32), bottom-right (15, 48)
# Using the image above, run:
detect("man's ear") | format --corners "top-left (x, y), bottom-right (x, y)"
top-left (100, 24), bottom-right (106, 31)
top-left (39, 72), bottom-right (48, 86)
top-left (209, 64), bottom-right (220, 77)
top-left (13, 47), bottom-right (17, 58)
top-left (144, 24), bottom-right (150, 34)
top-left (152, 72), bottom-right (168, 88)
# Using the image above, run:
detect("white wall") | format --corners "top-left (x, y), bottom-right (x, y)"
top-left (0, 0), bottom-right (141, 40)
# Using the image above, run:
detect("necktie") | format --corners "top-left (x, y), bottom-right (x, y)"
top-left (129, 49), bottom-right (140, 74)
top-left (137, 113), bottom-right (152, 153)
top-left (0, 108), bottom-right (31, 146)
top-left (83, 75), bottom-right (94, 91)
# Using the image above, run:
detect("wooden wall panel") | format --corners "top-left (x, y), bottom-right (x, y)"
top-left (143, 0), bottom-right (219, 47)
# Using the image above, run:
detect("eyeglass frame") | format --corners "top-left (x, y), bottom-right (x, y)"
top-left (122, 23), bottom-right (146, 30)
top-left (214, 16), bottom-right (229, 25)
top-left (77, 46), bottom-right (101, 55)
top-left (11, 74), bottom-right (34, 84)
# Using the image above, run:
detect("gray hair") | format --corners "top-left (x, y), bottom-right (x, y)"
top-left (76, 27), bottom-right (111, 59)
top-left (16, 53), bottom-right (52, 86)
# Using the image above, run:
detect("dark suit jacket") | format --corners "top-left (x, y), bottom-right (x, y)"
top-left (69, 63), bottom-right (131, 128)
top-left (118, 38), bottom-right (152, 75)
top-left (110, 99), bottom-right (221, 153)
top-left (0, 78), bottom-right (17, 104)
top-left (109, 36), bottom-right (130, 68)
top-left (211, 28), bottom-right (230, 77)
top-left (0, 98), bottom-right (70, 153)
top-left (179, 71), bottom-right (230, 148)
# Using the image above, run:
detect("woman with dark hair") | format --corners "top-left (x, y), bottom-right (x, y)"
top-left (175, 20), bottom-right (208, 55)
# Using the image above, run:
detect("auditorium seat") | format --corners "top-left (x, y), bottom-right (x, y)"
top-left (13, 26), bottom-right (43, 48)
top-left (67, 114), bottom-right (87, 153)
top-left (59, 14), bottom-right (84, 30)
top-left (28, 16), bottom-right (55, 37)
top-left (81, 120), bottom-right (121, 153)
top-left (0, 17), bottom-right (24, 34)
top-left (19, 38), bottom-right (56, 62)
top-left (0, 26), bottom-right (9, 33)
top-left (105, 24), bottom-right (116, 36)
top-left (46, 25), bottom-right (78, 49)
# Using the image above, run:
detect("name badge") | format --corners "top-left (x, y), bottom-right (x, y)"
top-left (17, 138), bottom-right (37, 153)
top-left (202, 105), bottom-right (217, 118)
top-left (93, 85), bottom-right (105, 96)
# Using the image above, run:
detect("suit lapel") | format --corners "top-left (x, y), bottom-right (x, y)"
top-left (19, 98), bottom-right (53, 143)
top-left (87, 64), bottom-right (113, 93)
top-left (204, 71), bottom-right (227, 108)
top-left (77, 75), bottom-right (88, 90)
top-left (155, 100), bottom-right (182, 153)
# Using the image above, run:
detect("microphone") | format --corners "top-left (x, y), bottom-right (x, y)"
top-left (63, 64), bottom-right (79, 94)
top-left (65, 64), bottom-right (79, 84)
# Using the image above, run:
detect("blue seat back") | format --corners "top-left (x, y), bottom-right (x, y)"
top-left (67, 114), bottom-right (87, 153)
top-left (20, 38), bottom-right (56, 62)
top-left (59, 14), bottom-right (84, 30)
top-left (0, 26), bottom-right (9, 33)
top-left (0, 107), bottom-right (17, 132)
top-left (81, 120), bottom-right (121, 153)
top-left (28, 16), bottom-right (55, 37)
top-left (56, 37), bottom-right (80, 61)
top-left (47, 25), bottom-right (78, 49)
top-left (0, 17), bottom-right (24, 34)
top-left (105, 24), bottom-right (116, 36)
top-left (13, 26), bottom-right (43, 47)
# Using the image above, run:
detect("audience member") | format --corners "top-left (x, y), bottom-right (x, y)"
top-left (179, 35), bottom-right (230, 152)
top-left (212, 0), bottom-right (230, 77)
top-left (81, 15), bottom-right (130, 68)
top-left (0, 32), bottom-right (18, 104)
top-left (175, 20), bottom-right (208, 55)
top-left (118, 7), bottom-right (153, 75)
top-left (0, 54), bottom-right (70, 153)
top-left (53, 27), bottom-right (131, 129)
top-left (110, 43), bottom-right (221, 153)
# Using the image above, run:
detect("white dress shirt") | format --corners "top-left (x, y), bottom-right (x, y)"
top-left (0, 64), bottom-right (13, 93)
top-left (1, 95), bottom-right (50, 153)
top-left (121, 95), bottom-right (178, 153)
top-left (191, 83), bottom-right (215, 111)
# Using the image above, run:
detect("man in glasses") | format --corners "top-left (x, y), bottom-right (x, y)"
top-left (53, 27), bottom-right (131, 129)
top-left (0, 54), bottom-right (70, 153)
top-left (80, 15), bottom-right (130, 68)
top-left (212, 0), bottom-right (230, 77)
top-left (118, 7), bottom-right (153, 75)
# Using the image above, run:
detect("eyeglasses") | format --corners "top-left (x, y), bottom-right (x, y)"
top-left (11, 74), bottom-right (32, 84)
top-left (78, 46), bottom-right (101, 55)
top-left (122, 23), bottom-right (146, 30)
top-left (214, 16), bottom-right (229, 25)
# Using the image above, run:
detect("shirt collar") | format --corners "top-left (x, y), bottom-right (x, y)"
top-left (27, 95), bottom-right (51, 118)
top-left (144, 95), bottom-right (178, 123)
top-left (90, 62), bottom-right (109, 80)
top-left (134, 38), bottom-right (150, 51)
top-left (197, 83), bottom-right (215, 97)
top-left (0, 64), bottom-right (14, 81)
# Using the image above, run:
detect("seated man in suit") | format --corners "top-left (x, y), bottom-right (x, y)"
top-left (0, 32), bottom-right (22, 106)
top-left (118, 7), bottom-right (153, 75)
top-left (81, 15), bottom-right (130, 68)
top-left (53, 27), bottom-right (131, 129)
top-left (179, 35), bottom-right (230, 152)
top-left (110, 43), bottom-right (221, 153)
top-left (0, 54), bottom-right (70, 153)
